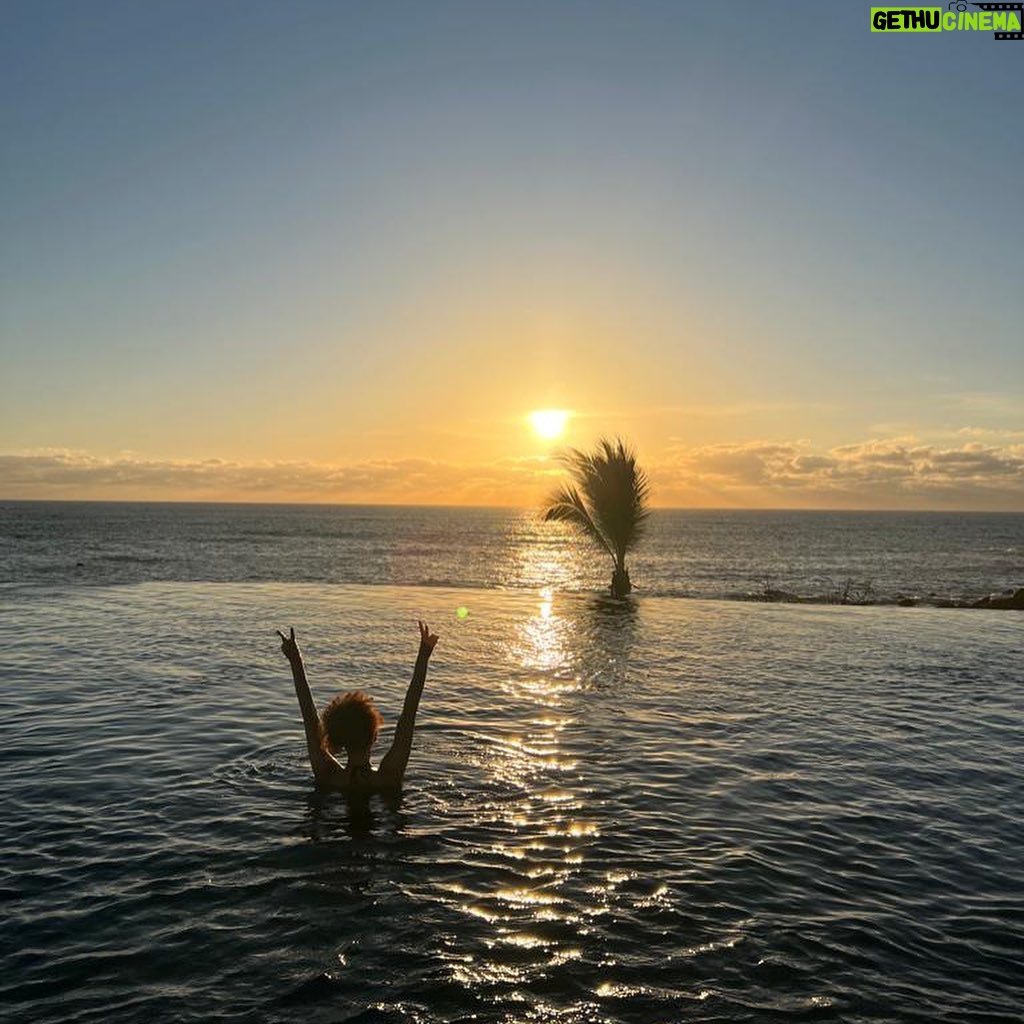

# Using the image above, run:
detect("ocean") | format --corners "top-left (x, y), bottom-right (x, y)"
top-left (1, 502), bottom-right (1022, 1023)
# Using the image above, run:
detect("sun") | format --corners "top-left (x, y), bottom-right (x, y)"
top-left (528, 409), bottom-right (570, 440)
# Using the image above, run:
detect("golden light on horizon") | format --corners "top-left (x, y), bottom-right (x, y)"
top-left (528, 409), bottom-right (570, 441)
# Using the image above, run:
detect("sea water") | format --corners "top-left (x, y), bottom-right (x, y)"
top-left (2, 502), bottom-right (1022, 604)
top-left (1, 504), bottom-right (1021, 1022)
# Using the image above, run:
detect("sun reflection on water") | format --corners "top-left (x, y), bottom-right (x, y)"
top-left (496, 513), bottom-right (595, 592)
top-left (509, 590), bottom-right (579, 678)
top-left (431, 570), bottom-right (690, 1013)
top-left (446, 580), bottom-right (605, 1004)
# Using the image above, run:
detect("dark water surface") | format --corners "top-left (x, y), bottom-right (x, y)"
top-left (2, 502), bottom-right (1021, 604)
top-left (2, 581), bottom-right (1021, 1023)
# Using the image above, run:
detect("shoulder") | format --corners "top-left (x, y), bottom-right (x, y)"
top-left (312, 750), bottom-right (346, 787)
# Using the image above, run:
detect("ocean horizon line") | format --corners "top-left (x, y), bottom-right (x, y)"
top-left (2, 497), bottom-right (1021, 516)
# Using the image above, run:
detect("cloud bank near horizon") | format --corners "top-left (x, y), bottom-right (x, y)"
top-left (2, 435), bottom-right (1023, 510)
top-left (661, 437), bottom-right (1024, 509)
top-left (0, 450), bottom-right (560, 507)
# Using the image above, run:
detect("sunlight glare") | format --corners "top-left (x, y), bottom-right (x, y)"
top-left (528, 409), bottom-right (570, 440)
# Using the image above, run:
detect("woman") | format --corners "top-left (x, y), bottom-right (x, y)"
top-left (276, 621), bottom-right (439, 792)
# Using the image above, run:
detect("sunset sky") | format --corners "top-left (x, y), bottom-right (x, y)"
top-left (2, 1), bottom-right (1022, 509)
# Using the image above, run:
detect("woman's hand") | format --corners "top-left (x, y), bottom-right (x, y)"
top-left (276, 626), bottom-right (301, 663)
top-left (418, 620), bottom-right (439, 654)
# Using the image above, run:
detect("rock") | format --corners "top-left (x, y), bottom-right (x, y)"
top-left (974, 587), bottom-right (1024, 610)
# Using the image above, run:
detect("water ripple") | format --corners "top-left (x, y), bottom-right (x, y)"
top-left (1, 583), bottom-right (1021, 1022)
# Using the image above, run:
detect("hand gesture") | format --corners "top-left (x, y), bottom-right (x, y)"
top-left (276, 626), bottom-right (301, 663)
top-left (418, 620), bottom-right (439, 654)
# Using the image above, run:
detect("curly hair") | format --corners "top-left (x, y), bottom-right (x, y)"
top-left (320, 690), bottom-right (384, 754)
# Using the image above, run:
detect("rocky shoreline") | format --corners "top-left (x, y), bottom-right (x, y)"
top-left (744, 584), bottom-right (1024, 610)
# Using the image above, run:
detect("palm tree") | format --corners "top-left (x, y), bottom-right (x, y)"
top-left (542, 437), bottom-right (651, 598)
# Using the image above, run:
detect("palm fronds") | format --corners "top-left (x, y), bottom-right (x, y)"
top-left (542, 438), bottom-right (651, 593)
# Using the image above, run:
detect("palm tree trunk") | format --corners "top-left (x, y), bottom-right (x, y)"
top-left (610, 555), bottom-right (632, 598)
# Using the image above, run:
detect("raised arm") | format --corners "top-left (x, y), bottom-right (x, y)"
top-left (277, 627), bottom-right (325, 777)
top-left (379, 621), bottom-right (438, 786)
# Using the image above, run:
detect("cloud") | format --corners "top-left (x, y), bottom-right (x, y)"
top-left (655, 437), bottom-right (1024, 509)
top-left (0, 449), bottom-right (561, 506)
top-left (956, 425), bottom-right (1024, 442)
top-left (2, 436), bottom-right (1023, 509)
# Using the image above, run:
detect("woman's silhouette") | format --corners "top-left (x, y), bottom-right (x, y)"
top-left (277, 621), bottom-right (438, 792)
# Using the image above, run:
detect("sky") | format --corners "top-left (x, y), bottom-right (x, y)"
top-left (1, 0), bottom-right (1022, 509)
